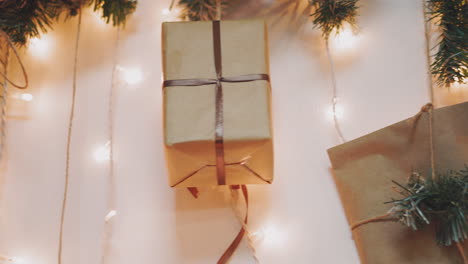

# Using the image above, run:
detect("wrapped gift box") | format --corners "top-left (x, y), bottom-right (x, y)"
top-left (162, 19), bottom-right (274, 188)
top-left (327, 102), bottom-right (468, 264)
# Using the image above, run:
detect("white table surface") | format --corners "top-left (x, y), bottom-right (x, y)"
top-left (0, 0), bottom-right (466, 263)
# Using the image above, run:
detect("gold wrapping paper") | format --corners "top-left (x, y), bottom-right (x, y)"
top-left (328, 102), bottom-right (468, 264)
top-left (162, 20), bottom-right (273, 187)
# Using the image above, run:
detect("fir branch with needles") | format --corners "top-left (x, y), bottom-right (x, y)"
top-left (428, 0), bottom-right (468, 87)
top-left (387, 168), bottom-right (468, 246)
top-left (92, 0), bottom-right (136, 27)
top-left (309, 0), bottom-right (359, 39)
top-left (174, 0), bottom-right (227, 21)
top-left (0, 0), bottom-right (137, 46)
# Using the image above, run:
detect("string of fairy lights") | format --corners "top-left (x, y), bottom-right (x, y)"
top-left (0, 2), bottom-right (466, 264)
top-left (0, 13), bottom-right (143, 263)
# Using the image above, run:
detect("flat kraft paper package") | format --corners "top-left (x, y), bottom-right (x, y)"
top-left (328, 102), bottom-right (468, 264)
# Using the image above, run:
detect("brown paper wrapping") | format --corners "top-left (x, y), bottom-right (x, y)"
top-left (328, 102), bottom-right (468, 264)
top-left (162, 20), bottom-right (273, 188)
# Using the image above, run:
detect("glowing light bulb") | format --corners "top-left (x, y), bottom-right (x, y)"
top-left (254, 223), bottom-right (287, 249)
top-left (326, 101), bottom-right (345, 121)
top-left (93, 12), bottom-right (107, 27)
top-left (329, 24), bottom-right (359, 55)
top-left (94, 141), bottom-right (110, 162)
top-left (451, 76), bottom-right (466, 90)
top-left (105, 210), bottom-right (117, 222)
top-left (162, 8), bottom-right (171, 15)
top-left (29, 36), bottom-right (52, 59)
top-left (20, 93), bottom-right (33, 102)
top-left (11, 257), bottom-right (25, 264)
top-left (161, 7), bottom-right (181, 21)
top-left (118, 66), bottom-right (143, 85)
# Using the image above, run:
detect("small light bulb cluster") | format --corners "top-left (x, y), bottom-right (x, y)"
top-left (105, 210), bottom-right (117, 222)
top-left (28, 36), bottom-right (53, 60)
top-left (326, 97), bottom-right (345, 121)
top-left (251, 223), bottom-right (287, 249)
top-left (117, 66), bottom-right (144, 85)
top-left (20, 93), bottom-right (33, 102)
top-left (0, 255), bottom-right (25, 264)
top-left (94, 141), bottom-right (111, 162)
top-left (329, 24), bottom-right (359, 55)
top-left (451, 75), bottom-right (467, 90)
top-left (161, 7), bottom-right (182, 21)
top-left (10, 257), bottom-right (25, 264)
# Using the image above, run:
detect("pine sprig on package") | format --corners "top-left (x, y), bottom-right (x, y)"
top-left (387, 168), bottom-right (468, 246)
top-left (0, 0), bottom-right (136, 45)
top-left (428, 0), bottom-right (468, 87)
top-left (309, 0), bottom-right (359, 39)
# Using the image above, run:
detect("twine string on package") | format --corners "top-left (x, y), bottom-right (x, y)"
top-left (349, 103), bottom-right (467, 264)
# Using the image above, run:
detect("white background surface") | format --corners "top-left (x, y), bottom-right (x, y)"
top-left (0, 0), bottom-right (467, 264)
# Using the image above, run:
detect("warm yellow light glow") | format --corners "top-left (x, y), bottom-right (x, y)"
top-left (0, 255), bottom-right (13, 262)
top-left (329, 24), bottom-right (359, 55)
top-left (451, 77), bottom-right (466, 89)
top-left (94, 141), bottom-right (110, 162)
top-left (118, 66), bottom-right (143, 85)
top-left (326, 103), bottom-right (345, 121)
top-left (93, 12), bottom-right (107, 28)
top-left (20, 93), bottom-right (33, 102)
top-left (254, 223), bottom-right (287, 248)
top-left (105, 210), bottom-right (117, 222)
top-left (28, 36), bottom-right (53, 59)
top-left (161, 7), bottom-right (181, 21)
top-left (10, 257), bottom-right (25, 264)
top-left (162, 8), bottom-right (171, 15)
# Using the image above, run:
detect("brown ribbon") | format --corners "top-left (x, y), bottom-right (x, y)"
top-left (217, 185), bottom-right (249, 264)
top-left (164, 21), bottom-right (266, 263)
top-left (163, 20), bottom-right (270, 186)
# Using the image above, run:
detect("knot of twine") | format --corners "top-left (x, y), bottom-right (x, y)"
top-left (420, 102), bottom-right (433, 113)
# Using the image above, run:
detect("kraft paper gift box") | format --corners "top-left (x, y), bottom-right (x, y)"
top-left (327, 102), bottom-right (468, 264)
top-left (162, 19), bottom-right (274, 188)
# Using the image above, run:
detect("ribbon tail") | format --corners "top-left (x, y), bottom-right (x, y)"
top-left (217, 185), bottom-right (249, 264)
top-left (456, 242), bottom-right (468, 264)
top-left (217, 227), bottom-right (245, 264)
top-left (187, 187), bottom-right (199, 198)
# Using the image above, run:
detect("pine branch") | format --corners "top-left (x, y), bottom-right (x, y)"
top-left (0, 0), bottom-right (137, 45)
top-left (176, 0), bottom-right (227, 21)
top-left (92, 0), bottom-right (136, 26)
top-left (0, 0), bottom-right (63, 45)
top-left (388, 168), bottom-right (468, 246)
top-left (310, 0), bottom-right (359, 39)
top-left (428, 0), bottom-right (467, 87)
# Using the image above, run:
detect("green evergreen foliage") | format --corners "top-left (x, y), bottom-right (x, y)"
top-left (93, 0), bottom-right (136, 26)
top-left (428, 0), bottom-right (467, 87)
top-left (174, 0), bottom-right (226, 21)
top-left (387, 168), bottom-right (468, 246)
top-left (309, 0), bottom-right (359, 39)
top-left (0, 0), bottom-right (136, 45)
